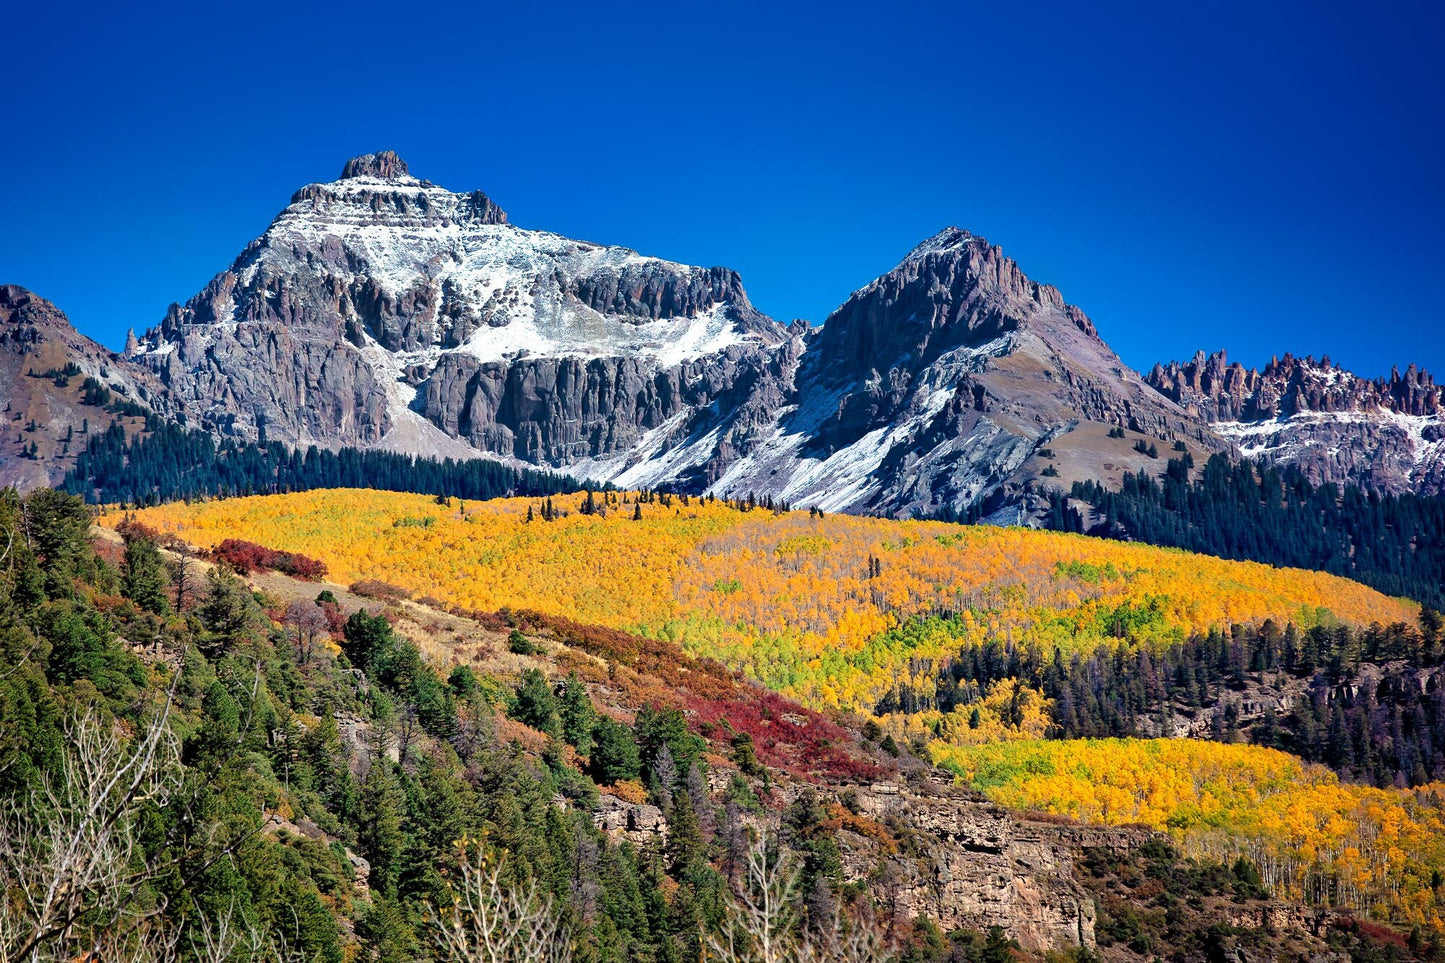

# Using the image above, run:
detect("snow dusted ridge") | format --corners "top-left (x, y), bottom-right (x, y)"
top-left (1216, 410), bottom-right (1445, 485)
top-left (256, 209), bottom-right (756, 366)
top-left (135, 152), bottom-right (1445, 515)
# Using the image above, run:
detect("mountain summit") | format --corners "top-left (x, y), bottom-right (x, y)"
top-left (704, 227), bottom-right (1220, 517)
top-left (338, 149), bottom-right (411, 180)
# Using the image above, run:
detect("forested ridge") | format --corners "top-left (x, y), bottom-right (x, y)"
top-left (60, 417), bottom-right (582, 506)
top-left (1047, 453), bottom-right (1445, 610)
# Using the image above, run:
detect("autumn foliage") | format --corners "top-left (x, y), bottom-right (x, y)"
top-left (935, 738), bottom-right (1445, 927)
top-left (116, 489), bottom-right (1416, 712)
top-left (211, 538), bottom-right (327, 580)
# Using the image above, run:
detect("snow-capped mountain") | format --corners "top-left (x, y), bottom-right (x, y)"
top-left (126, 152), bottom-right (1231, 516)
top-left (1147, 351), bottom-right (1445, 495)
top-left (130, 152), bottom-right (797, 481)
top-left (705, 228), bottom-right (1222, 517)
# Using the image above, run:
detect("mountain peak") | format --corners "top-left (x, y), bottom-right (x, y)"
top-left (905, 227), bottom-right (984, 260)
top-left (339, 150), bottom-right (411, 181)
top-left (1, 285), bottom-right (71, 332)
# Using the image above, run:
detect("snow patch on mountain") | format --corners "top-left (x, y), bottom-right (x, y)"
top-left (457, 301), bottom-right (746, 366)
top-left (1217, 409), bottom-right (1445, 478)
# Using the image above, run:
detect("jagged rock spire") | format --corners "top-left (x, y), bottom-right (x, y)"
top-left (340, 151), bottom-right (410, 181)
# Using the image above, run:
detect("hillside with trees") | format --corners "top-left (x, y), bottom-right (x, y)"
top-left (114, 489), bottom-right (1416, 714)
top-left (1046, 453), bottom-right (1445, 610)
top-left (6, 488), bottom-right (1445, 958)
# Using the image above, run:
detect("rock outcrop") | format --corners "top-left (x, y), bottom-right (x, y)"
top-left (1147, 351), bottom-right (1445, 495)
top-left (592, 774), bottom-right (1149, 952)
top-left (842, 781), bottom-right (1119, 949)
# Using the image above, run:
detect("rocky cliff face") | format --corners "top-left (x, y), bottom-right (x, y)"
top-left (0, 286), bottom-right (163, 490)
top-left (1147, 351), bottom-right (1445, 495)
top-left (842, 781), bottom-right (1112, 949)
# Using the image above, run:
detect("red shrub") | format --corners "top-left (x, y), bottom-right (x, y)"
top-left (484, 608), bottom-right (888, 784)
top-left (350, 579), bottom-right (411, 601)
top-left (212, 538), bottom-right (327, 581)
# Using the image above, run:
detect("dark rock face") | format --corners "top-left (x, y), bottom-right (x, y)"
top-left (339, 150), bottom-right (409, 181)
top-left (0, 286), bottom-right (163, 490)
top-left (1147, 351), bottom-right (1445, 495)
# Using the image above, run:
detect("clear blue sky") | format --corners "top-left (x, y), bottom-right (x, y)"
top-left (5, 0), bottom-right (1442, 378)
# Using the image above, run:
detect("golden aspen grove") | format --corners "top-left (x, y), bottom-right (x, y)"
top-left (115, 488), bottom-right (1416, 711)
top-left (934, 739), bottom-right (1445, 926)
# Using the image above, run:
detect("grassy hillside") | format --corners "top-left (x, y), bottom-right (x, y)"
top-left (116, 488), bottom-right (1418, 711)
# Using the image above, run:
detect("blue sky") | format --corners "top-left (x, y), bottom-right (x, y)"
top-left (5, 0), bottom-right (1442, 378)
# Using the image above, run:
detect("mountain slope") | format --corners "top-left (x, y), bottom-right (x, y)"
top-left (118, 488), bottom-right (1417, 710)
top-left (1147, 350), bottom-right (1445, 495)
top-left (0, 285), bottom-right (162, 490)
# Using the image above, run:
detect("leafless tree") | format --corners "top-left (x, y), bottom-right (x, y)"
top-left (165, 537), bottom-right (197, 612)
top-left (705, 835), bottom-right (891, 963)
top-left (707, 836), bottom-right (802, 963)
top-left (652, 745), bottom-right (677, 811)
top-left (0, 705), bottom-right (182, 962)
top-left (282, 599), bottom-right (329, 665)
top-left (425, 843), bottom-right (571, 963)
top-left (0, 656), bottom-right (277, 963)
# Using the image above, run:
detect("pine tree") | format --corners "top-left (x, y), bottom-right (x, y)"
top-left (358, 763), bottom-right (407, 897)
top-left (121, 530), bottom-right (169, 614)
top-left (590, 717), bottom-right (641, 784)
top-left (511, 668), bottom-right (561, 737)
top-left (559, 672), bottom-right (598, 757)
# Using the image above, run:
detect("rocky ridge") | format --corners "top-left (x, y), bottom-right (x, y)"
top-left (1147, 350), bottom-right (1445, 495)
top-left (0, 286), bottom-right (163, 489)
top-left (706, 228), bottom-right (1225, 518)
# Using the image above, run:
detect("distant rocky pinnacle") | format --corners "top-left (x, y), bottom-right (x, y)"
top-left (1147, 351), bottom-right (1444, 495)
top-left (340, 150), bottom-right (410, 180)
